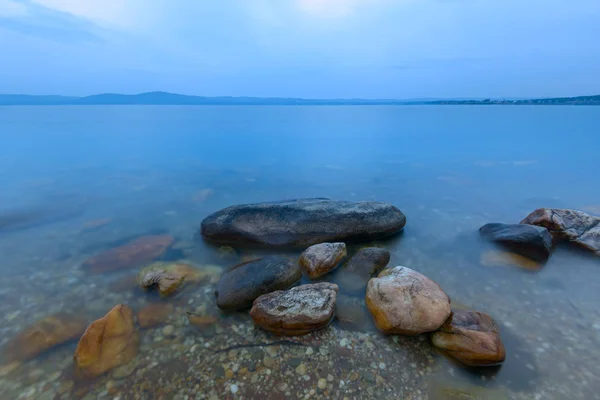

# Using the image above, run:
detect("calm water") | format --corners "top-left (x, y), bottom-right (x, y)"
top-left (1, 105), bottom-right (599, 399)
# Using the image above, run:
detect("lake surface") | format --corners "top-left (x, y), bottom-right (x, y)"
top-left (0, 105), bottom-right (599, 399)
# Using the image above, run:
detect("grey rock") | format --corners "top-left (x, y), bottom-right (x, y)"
top-left (250, 283), bottom-right (339, 335)
top-left (336, 247), bottom-right (390, 294)
top-left (200, 198), bottom-right (406, 247)
top-left (479, 223), bottom-right (552, 262)
top-left (215, 256), bottom-right (301, 311)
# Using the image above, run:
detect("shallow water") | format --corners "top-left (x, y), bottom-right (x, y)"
top-left (0, 105), bottom-right (599, 399)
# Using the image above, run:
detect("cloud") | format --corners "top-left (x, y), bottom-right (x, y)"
top-left (29, 0), bottom-right (139, 28)
top-left (296, 0), bottom-right (386, 18)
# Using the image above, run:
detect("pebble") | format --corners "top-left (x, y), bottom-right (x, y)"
top-left (319, 348), bottom-right (329, 356)
top-left (230, 384), bottom-right (239, 394)
top-left (263, 356), bottom-right (275, 368)
top-left (327, 374), bottom-right (334, 382)
top-left (296, 364), bottom-right (307, 375)
top-left (266, 347), bottom-right (278, 357)
top-left (162, 325), bottom-right (175, 336)
top-left (251, 374), bottom-right (259, 384)
top-left (339, 338), bottom-right (349, 347)
top-left (317, 378), bottom-right (327, 390)
top-left (378, 362), bottom-right (386, 370)
top-left (305, 347), bottom-right (314, 356)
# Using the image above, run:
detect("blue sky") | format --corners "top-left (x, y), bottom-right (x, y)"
top-left (0, 0), bottom-right (599, 98)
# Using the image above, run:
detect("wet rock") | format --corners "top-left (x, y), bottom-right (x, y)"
top-left (74, 304), bottom-right (139, 378)
top-left (431, 309), bottom-right (506, 367)
top-left (366, 266), bottom-right (451, 335)
top-left (299, 242), bottom-right (346, 279)
top-left (201, 198), bottom-right (406, 247)
top-left (335, 294), bottom-right (369, 330)
top-left (137, 303), bottom-right (174, 328)
top-left (187, 314), bottom-right (218, 330)
top-left (2, 313), bottom-right (87, 364)
top-left (215, 256), bottom-right (302, 311)
top-left (137, 261), bottom-right (208, 297)
top-left (479, 223), bottom-right (552, 262)
top-left (250, 283), bottom-right (338, 335)
top-left (82, 235), bottom-right (174, 274)
top-left (336, 247), bottom-right (390, 294)
top-left (480, 250), bottom-right (541, 271)
top-left (521, 208), bottom-right (600, 255)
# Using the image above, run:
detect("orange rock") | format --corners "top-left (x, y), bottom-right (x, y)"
top-left (137, 303), bottom-right (174, 329)
top-left (2, 313), bottom-right (87, 364)
top-left (82, 235), bottom-right (174, 274)
top-left (187, 313), bottom-right (217, 329)
top-left (480, 250), bottom-right (541, 270)
top-left (137, 262), bottom-right (219, 297)
top-left (74, 304), bottom-right (139, 378)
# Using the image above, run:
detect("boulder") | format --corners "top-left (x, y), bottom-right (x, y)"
top-left (250, 283), bottom-right (338, 335)
top-left (74, 304), bottom-right (139, 378)
top-left (137, 261), bottom-right (210, 297)
top-left (521, 208), bottom-right (600, 255)
top-left (299, 242), bottom-right (346, 279)
top-left (366, 266), bottom-right (451, 335)
top-left (82, 235), bottom-right (174, 274)
top-left (479, 223), bottom-right (552, 262)
top-left (137, 303), bottom-right (174, 328)
top-left (431, 309), bottom-right (506, 367)
top-left (336, 247), bottom-right (390, 294)
top-left (215, 256), bottom-right (302, 311)
top-left (2, 313), bottom-right (87, 364)
top-left (200, 198), bottom-right (406, 247)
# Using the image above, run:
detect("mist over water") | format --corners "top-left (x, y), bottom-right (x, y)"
top-left (1, 105), bottom-right (599, 399)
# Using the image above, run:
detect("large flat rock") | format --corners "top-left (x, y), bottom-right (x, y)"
top-left (200, 198), bottom-right (406, 247)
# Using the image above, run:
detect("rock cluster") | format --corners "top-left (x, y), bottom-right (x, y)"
top-left (521, 208), bottom-right (600, 255)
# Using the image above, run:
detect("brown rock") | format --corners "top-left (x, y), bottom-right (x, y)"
top-left (2, 313), bottom-right (87, 364)
top-left (521, 208), bottom-right (600, 255)
top-left (138, 262), bottom-right (221, 297)
top-left (366, 266), bottom-right (451, 335)
top-left (250, 283), bottom-right (338, 336)
top-left (74, 304), bottom-right (139, 378)
top-left (337, 247), bottom-right (390, 294)
top-left (187, 314), bottom-right (218, 329)
top-left (299, 242), bottom-right (346, 279)
top-left (480, 250), bottom-right (541, 271)
top-left (83, 235), bottom-right (174, 274)
top-left (431, 309), bottom-right (506, 367)
top-left (137, 303), bottom-right (174, 329)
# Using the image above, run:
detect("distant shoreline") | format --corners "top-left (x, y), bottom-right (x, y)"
top-left (0, 92), bottom-right (598, 106)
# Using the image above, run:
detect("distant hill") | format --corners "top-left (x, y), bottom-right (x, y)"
top-left (0, 91), bottom-right (598, 105)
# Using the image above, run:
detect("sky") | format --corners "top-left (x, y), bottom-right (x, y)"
top-left (0, 0), bottom-right (599, 98)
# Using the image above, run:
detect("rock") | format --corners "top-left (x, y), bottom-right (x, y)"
top-left (201, 198), bottom-right (406, 247)
top-left (2, 313), bottom-right (87, 364)
top-left (335, 294), bottom-right (369, 330)
top-left (336, 247), bottom-right (390, 294)
top-left (366, 266), bottom-right (451, 335)
top-left (137, 261), bottom-right (207, 297)
top-left (215, 256), bottom-right (302, 311)
top-left (299, 242), bottom-right (347, 279)
top-left (137, 303), bottom-right (174, 329)
top-left (480, 250), bottom-right (542, 270)
top-left (521, 208), bottom-right (600, 255)
top-left (82, 235), bottom-right (174, 274)
top-left (74, 304), bottom-right (139, 378)
top-left (250, 283), bottom-right (338, 335)
top-left (187, 314), bottom-right (218, 329)
top-left (479, 223), bottom-right (552, 262)
top-left (431, 309), bottom-right (506, 367)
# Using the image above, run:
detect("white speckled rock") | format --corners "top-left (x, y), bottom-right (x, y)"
top-left (299, 242), bottom-right (346, 279)
top-left (250, 283), bottom-right (339, 335)
top-left (366, 266), bottom-right (451, 335)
